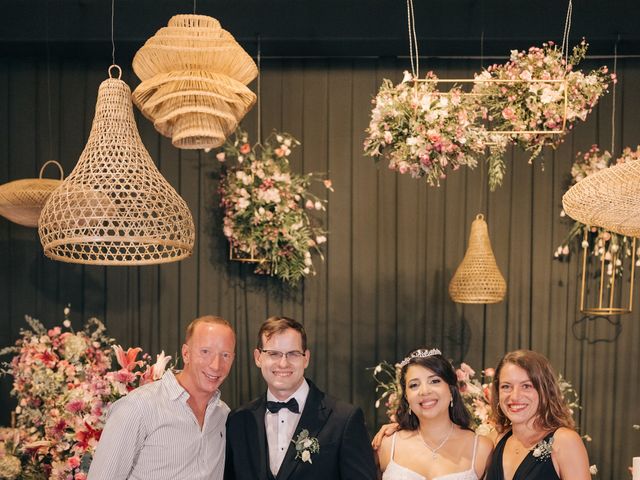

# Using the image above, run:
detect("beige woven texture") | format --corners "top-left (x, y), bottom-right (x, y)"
top-left (38, 74), bottom-right (195, 265)
top-left (449, 214), bottom-right (507, 304)
top-left (563, 160), bottom-right (640, 237)
top-left (132, 14), bottom-right (258, 150)
top-left (0, 161), bottom-right (63, 228)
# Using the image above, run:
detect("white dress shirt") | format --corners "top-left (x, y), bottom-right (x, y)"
top-left (87, 370), bottom-right (229, 480)
top-left (265, 379), bottom-right (310, 475)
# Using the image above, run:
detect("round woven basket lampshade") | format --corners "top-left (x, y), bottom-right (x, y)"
top-left (132, 14), bottom-right (258, 150)
top-left (38, 67), bottom-right (195, 266)
top-left (563, 160), bottom-right (640, 236)
top-left (449, 214), bottom-right (507, 304)
top-left (0, 161), bottom-right (63, 228)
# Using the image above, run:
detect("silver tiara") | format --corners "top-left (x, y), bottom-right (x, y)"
top-left (399, 348), bottom-right (442, 368)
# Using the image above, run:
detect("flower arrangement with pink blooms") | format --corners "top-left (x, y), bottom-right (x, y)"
top-left (0, 311), bottom-right (171, 480)
top-left (218, 129), bottom-right (332, 285)
top-left (554, 145), bottom-right (640, 277)
top-left (364, 71), bottom-right (500, 187)
top-left (473, 40), bottom-right (615, 174)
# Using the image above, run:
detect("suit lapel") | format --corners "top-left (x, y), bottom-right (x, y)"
top-left (276, 381), bottom-right (331, 480)
top-left (250, 395), bottom-right (269, 480)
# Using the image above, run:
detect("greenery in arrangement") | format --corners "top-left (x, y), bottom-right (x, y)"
top-left (473, 40), bottom-right (615, 182)
top-left (0, 310), bottom-right (170, 480)
top-left (364, 40), bottom-right (614, 191)
top-left (218, 129), bottom-right (332, 285)
top-left (555, 145), bottom-right (640, 278)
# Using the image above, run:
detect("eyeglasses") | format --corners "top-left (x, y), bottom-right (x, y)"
top-left (259, 349), bottom-right (306, 361)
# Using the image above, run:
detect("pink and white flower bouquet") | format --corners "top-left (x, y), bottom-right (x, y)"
top-left (364, 72), bottom-right (496, 187)
top-left (218, 129), bottom-right (332, 285)
top-left (0, 312), bottom-right (170, 479)
top-left (473, 40), bottom-right (614, 166)
top-left (555, 145), bottom-right (640, 277)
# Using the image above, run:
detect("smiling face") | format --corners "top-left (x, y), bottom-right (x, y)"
top-left (404, 365), bottom-right (452, 421)
top-left (498, 362), bottom-right (540, 427)
top-left (180, 322), bottom-right (236, 401)
top-left (254, 327), bottom-right (310, 400)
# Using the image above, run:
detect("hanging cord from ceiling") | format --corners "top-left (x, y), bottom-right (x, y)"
top-left (406, 0), bottom-right (419, 78)
top-left (610, 35), bottom-right (619, 156)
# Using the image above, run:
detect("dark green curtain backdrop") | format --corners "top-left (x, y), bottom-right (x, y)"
top-left (1, 56), bottom-right (639, 479)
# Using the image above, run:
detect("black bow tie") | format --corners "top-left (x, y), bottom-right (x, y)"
top-left (266, 398), bottom-right (300, 414)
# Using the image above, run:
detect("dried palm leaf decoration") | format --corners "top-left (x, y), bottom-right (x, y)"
top-left (132, 14), bottom-right (258, 150)
top-left (0, 160), bottom-right (63, 228)
top-left (38, 66), bottom-right (195, 265)
top-left (449, 214), bottom-right (507, 304)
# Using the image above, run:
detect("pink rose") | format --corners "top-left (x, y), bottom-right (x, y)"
top-left (240, 143), bottom-right (251, 154)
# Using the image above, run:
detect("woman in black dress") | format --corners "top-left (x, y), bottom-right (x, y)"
top-left (485, 350), bottom-right (590, 480)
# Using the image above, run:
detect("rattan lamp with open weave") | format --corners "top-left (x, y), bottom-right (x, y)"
top-left (38, 66), bottom-right (195, 265)
top-left (132, 14), bottom-right (258, 150)
top-left (449, 214), bottom-right (507, 304)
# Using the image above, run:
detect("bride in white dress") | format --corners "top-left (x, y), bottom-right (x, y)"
top-left (376, 349), bottom-right (493, 480)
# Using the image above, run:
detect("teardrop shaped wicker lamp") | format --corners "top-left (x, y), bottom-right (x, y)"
top-left (562, 159), bottom-right (640, 237)
top-left (0, 160), bottom-right (63, 228)
top-left (449, 214), bottom-right (507, 304)
top-left (38, 66), bottom-right (195, 266)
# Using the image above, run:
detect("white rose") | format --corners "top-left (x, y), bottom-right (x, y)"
top-left (301, 450), bottom-right (311, 463)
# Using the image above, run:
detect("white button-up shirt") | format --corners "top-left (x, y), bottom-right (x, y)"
top-left (265, 380), bottom-right (310, 475)
top-left (88, 370), bottom-right (229, 480)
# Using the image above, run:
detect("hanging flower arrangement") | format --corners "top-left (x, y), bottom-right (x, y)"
top-left (0, 311), bottom-right (171, 480)
top-left (364, 71), bottom-right (500, 187)
top-left (473, 40), bottom-right (615, 168)
top-left (218, 129), bottom-right (332, 285)
top-left (555, 145), bottom-right (640, 277)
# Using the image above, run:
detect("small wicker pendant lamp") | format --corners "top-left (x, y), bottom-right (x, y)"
top-left (0, 161), bottom-right (63, 228)
top-left (449, 214), bottom-right (507, 304)
top-left (38, 66), bottom-right (195, 265)
top-left (132, 14), bottom-right (258, 150)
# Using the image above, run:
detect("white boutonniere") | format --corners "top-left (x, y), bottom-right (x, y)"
top-left (532, 437), bottom-right (554, 461)
top-left (292, 429), bottom-right (320, 464)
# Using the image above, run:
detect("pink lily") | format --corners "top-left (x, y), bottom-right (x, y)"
top-left (112, 345), bottom-right (143, 371)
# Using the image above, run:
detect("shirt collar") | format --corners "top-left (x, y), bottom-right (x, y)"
top-left (266, 378), bottom-right (309, 413)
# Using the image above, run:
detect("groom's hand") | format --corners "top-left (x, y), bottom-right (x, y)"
top-left (371, 423), bottom-right (399, 450)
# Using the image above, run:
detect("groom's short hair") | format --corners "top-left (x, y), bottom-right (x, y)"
top-left (257, 316), bottom-right (307, 351)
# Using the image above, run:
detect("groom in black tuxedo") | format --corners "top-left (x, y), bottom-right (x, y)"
top-left (224, 316), bottom-right (377, 480)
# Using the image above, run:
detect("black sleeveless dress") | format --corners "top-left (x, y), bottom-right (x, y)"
top-left (485, 430), bottom-right (560, 480)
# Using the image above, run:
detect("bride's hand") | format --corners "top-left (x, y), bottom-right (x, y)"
top-left (371, 423), bottom-right (399, 450)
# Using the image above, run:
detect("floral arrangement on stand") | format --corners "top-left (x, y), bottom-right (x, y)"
top-left (218, 129), bottom-right (332, 285)
top-left (473, 40), bottom-right (615, 178)
top-left (0, 310), bottom-right (170, 480)
top-left (363, 71), bottom-right (505, 187)
top-left (554, 145), bottom-right (640, 277)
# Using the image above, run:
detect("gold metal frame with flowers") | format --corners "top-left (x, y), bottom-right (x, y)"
top-left (410, 77), bottom-right (568, 135)
top-left (579, 228), bottom-right (637, 315)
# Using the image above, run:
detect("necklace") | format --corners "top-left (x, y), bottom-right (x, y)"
top-left (419, 422), bottom-right (455, 460)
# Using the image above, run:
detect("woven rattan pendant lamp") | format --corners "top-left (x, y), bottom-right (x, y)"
top-left (449, 214), bottom-right (507, 304)
top-left (38, 66), bottom-right (195, 265)
top-left (132, 14), bottom-right (258, 150)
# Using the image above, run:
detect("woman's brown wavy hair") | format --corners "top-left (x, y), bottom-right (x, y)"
top-left (490, 349), bottom-right (575, 433)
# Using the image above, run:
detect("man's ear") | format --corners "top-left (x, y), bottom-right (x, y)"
top-left (254, 348), bottom-right (262, 368)
top-left (182, 343), bottom-right (190, 366)
top-left (303, 349), bottom-right (310, 368)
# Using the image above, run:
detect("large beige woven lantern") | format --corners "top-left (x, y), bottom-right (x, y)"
top-left (38, 66), bottom-right (195, 266)
top-left (0, 161), bottom-right (63, 228)
top-left (563, 159), bottom-right (640, 237)
top-left (449, 214), bottom-right (507, 304)
top-left (132, 14), bottom-right (258, 150)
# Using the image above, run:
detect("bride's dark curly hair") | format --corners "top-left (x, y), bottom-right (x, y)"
top-left (396, 350), bottom-right (471, 431)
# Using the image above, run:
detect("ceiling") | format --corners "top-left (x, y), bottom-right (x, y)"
top-left (1, 0), bottom-right (638, 60)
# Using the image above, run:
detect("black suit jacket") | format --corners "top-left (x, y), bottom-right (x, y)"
top-left (224, 379), bottom-right (377, 480)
